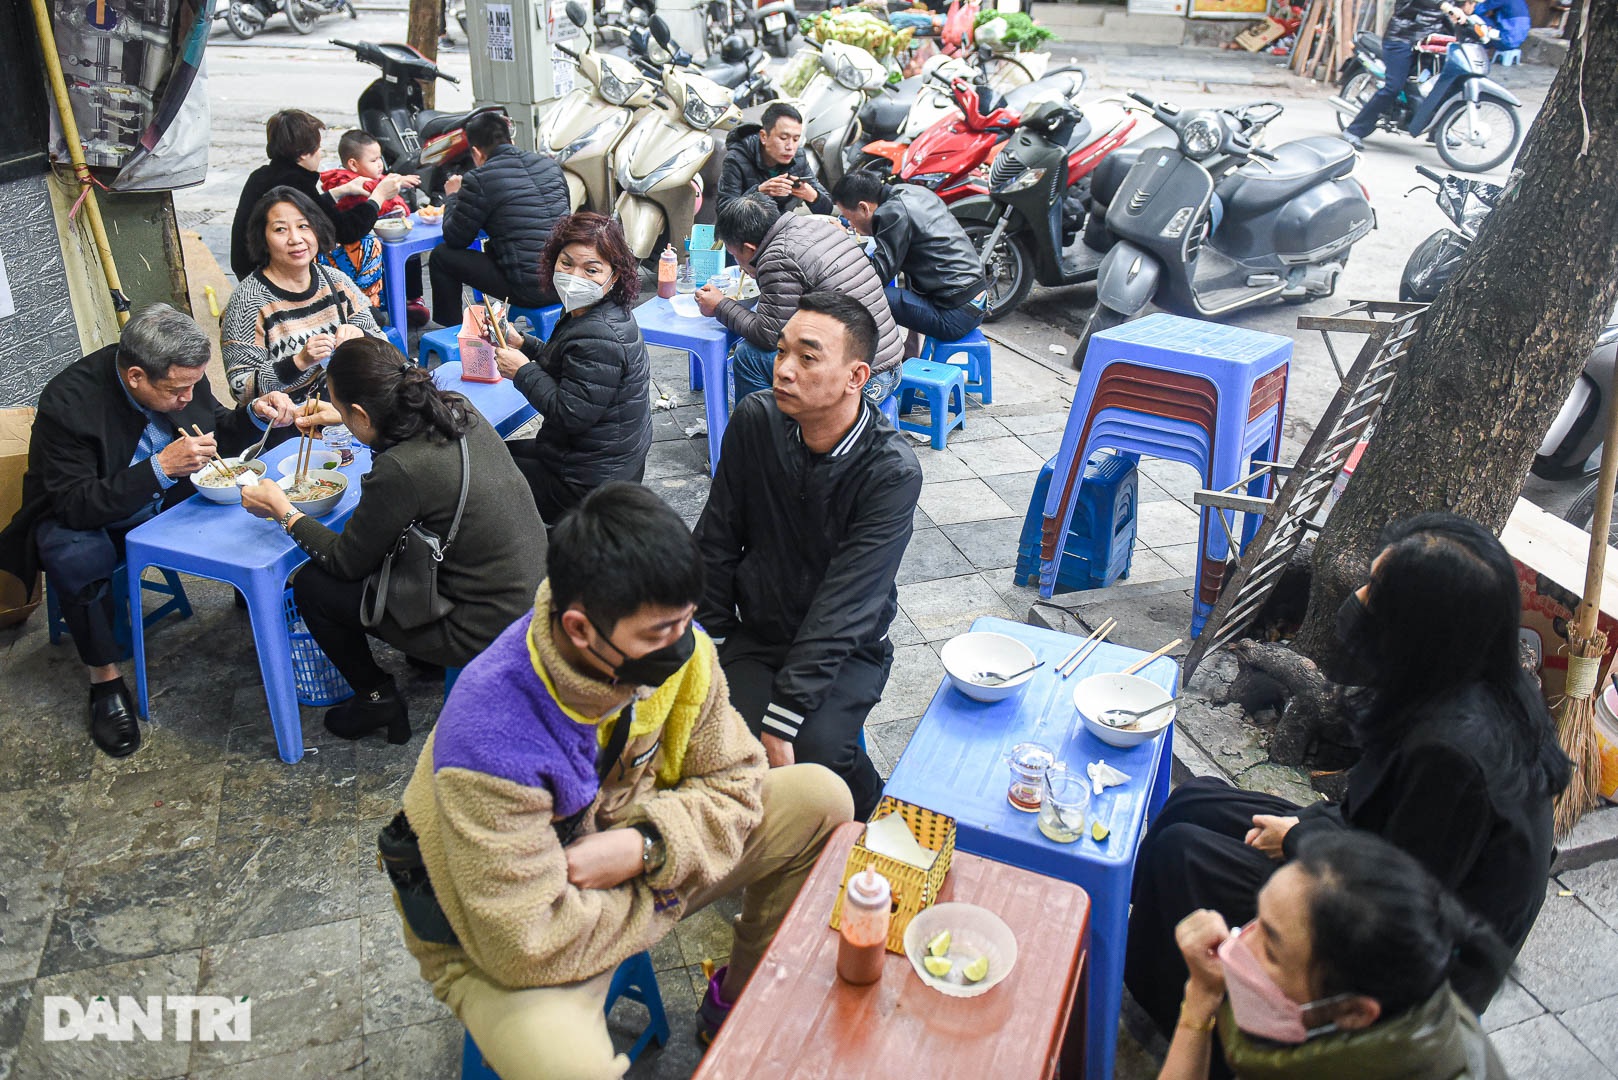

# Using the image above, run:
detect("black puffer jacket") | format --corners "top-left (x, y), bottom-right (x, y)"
top-left (1387, 0), bottom-right (1450, 40)
top-left (511, 300), bottom-right (652, 491)
top-left (716, 133), bottom-right (833, 216)
top-left (441, 144), bottom-right (570, 306)
top-left (712, 213), bottom-right (903, 376)
top-left (870, 183), bottom-right (986, 310)
top-left (229, 157), bottom-right (380, 281)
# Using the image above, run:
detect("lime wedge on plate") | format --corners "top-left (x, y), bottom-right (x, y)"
top-left (962, 955), bottom-right (991, 983)
top-left (926, 930), bottom-right (952, 958)
top-left (923, 955), bottom-right (953, 978)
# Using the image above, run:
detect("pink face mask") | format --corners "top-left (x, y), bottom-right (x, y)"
top-left (1217, 922), bottom-right (1350, 1045)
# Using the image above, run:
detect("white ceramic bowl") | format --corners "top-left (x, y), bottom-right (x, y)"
top-left (903, 901), bottom-right (1018, 999)
top-left (277, 450), bottom-right (342, 477)
top-left (277, 470), bottom-right (349, 517)
top-left (1073, 672), bottom-right (1175, 749)
top-left (192, 457), bottom-right (266, 503)
top-left (373, 218), bottom-right (413, 241)
top-left (940, 631), bottom-right (1038, 703)
top-left (669, 294), bottom-right (702, 318)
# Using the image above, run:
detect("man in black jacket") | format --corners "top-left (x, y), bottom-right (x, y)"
top-left (431, 111), bottom-right (570, 326)
top-left (1342, 0), bottom-right (1468, 149)
top-left (832, 172), bottom-right (987, 342)
top-left (694, 291), bottom-right (922, 819)
top-left (716, 103), bottom-right (834, 217)
top-left (0, 305), bottom-right (298, 757)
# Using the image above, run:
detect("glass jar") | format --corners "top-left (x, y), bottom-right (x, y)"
top-left (321, 423), bottom-right (355, 465)
top-left (1006, 741), bottom-right (1055, 812)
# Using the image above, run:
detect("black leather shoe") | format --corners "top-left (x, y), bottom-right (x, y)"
top-left (324, 680), bottom-right (411, 744)
top-left (89, 685), bottom-right (141, 758)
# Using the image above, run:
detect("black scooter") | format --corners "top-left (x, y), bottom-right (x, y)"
top-left (332, 39), bottom-right (500, 198)
top-left (1074, 91), bottom-right (1375, 365)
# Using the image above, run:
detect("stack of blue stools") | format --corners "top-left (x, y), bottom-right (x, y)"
top-left (1015, 452), bottom-right (1138, 592)
top-left (1043, 314), bottom-right (1291, 637)
top-left (924, 328), bottom-right (993, 404)
top-left (419, 303), bottom-right (564, 368)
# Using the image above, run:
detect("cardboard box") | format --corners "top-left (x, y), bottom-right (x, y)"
top-left (1501, 497), bottom-right (1618, 700)
top-left (1235, 16), bottom-right (1289, 49)
top-left (0, 407), bottom-right (40, 627)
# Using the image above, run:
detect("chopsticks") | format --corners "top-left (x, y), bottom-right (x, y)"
top-left (1058, 617), bottom-right (1116, 679)
top-left (1121, 639), bottom-right (1184, 677)
top-left (482, 299), bottom-right (510, 346)
top-left (294, 396), bottom-right (323, 483)
top-left (190, 425), bottom-right (234, 482)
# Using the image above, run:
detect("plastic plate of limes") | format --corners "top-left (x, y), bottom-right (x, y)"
top-left (902, 902), bottom-right (1018, 998)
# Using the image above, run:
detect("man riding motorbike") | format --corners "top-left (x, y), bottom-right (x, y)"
top-left (1341, 0), bottom-right (1472, 151)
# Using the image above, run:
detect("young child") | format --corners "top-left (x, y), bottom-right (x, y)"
top-left (320, 131), bottom-right (427, 324)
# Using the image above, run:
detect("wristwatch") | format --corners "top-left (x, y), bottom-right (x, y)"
top-left (631, 822), bottom-right (666, 876)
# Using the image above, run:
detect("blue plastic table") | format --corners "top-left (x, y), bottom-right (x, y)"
top-left (124, 440), bottom-right (373, 764)
top-left (883, 616), bottom-right (1179, 1080)
top-left (633, 295), bottom-right (738, 473)
top-left (430, 361), bottom-right (538, 437)
top-left (378, 220), bottom-right (444, 340)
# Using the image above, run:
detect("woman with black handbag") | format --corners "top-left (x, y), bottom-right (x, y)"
top-left (242, 336), bottom-right (546, 742)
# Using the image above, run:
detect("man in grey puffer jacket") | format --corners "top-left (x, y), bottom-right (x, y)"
top-left (696, 193), bottom-right (903, 405)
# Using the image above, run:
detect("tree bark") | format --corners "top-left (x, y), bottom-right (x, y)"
top-left (408, 0), bottom-right (442, 109)
top-left (1295, 2), bottom-right (1618, 659)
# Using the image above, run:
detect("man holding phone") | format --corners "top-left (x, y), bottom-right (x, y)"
top-left (716, 103), bottom-right (833, 216)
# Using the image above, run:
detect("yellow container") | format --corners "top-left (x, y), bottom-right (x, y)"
top-left (1594, 684), bottom-right (1618, 802)
top-left (830, 797), bottom-right (956, 955)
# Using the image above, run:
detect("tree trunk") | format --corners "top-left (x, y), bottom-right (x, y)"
top-left (1295, 2), bottom-right (1618, 659)
top-left (408, 0), bottom-right (442, 109)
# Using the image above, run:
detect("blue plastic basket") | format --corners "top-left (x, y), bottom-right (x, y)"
top-left (283, 589), bottom-right (354, 707)
top-left (687, 242), bottom-right (725, 284)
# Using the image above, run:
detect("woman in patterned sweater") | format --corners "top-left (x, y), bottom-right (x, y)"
top-left (222, 186), bottom-right (385, 402)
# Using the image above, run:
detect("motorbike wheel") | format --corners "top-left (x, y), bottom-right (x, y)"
top-left (224, 2), bottom-right (258, 38)
top-left (1072, 304), bottom-right (1128, 372)
top-left (1564, 476), bottom-right (1618, 546)
top-left (765, 28), bottom-right (788, 58)
top-left (1335, 71), bottom-right (1377, 133)
top-left (1433, 98), bottom-right (1522, 174)
top-left (285, 0), bottom-right (316, 33)
top-left (978, 54), bottom-right (1034, 96)
top-left (964, 222), bottom-right (1032, 323)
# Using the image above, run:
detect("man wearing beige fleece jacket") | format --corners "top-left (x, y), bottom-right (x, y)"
top-left (392, 482), bottom-right (853, 1079)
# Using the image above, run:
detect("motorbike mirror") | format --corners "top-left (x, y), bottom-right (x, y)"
top-left (565, 0), bottom-right (586, 27)
top-left (650, 15), bottom-right (671, 46)
top-left (675, 47), bottom-right (693, 65)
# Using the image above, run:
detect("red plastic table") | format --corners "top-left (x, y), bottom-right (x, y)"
top-left (693, 822), bottom-right (1091, 1080)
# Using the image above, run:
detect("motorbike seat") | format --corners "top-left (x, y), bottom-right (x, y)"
top-left (1218, 137), bottom-right (1358, 216)
top-left (1002, 71), bottom-right (1082, 115)
top-left (1356, 31), bottom-right (1382, 57)
top-left (860, 88), bottom-right (918, 142)
top-left (417, 110), bottom-right (472, 142)
top-left (700, 58), bottom-right (751, 88)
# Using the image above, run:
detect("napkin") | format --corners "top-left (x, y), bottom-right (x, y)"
top-left (863, 813), bottom-right (937, 871)
top-left (1087, 759), bottom-right (1130, 797)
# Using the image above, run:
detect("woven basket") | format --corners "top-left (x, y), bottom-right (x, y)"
top-left (829, 797), bottom-right (956, 954)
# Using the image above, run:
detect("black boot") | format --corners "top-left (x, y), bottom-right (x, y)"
top-left (324, 678), bottom-right (410, 744)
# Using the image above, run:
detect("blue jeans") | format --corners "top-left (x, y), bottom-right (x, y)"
top-left (1347, 36), bottom-right (1414, 139)
top-left (883, 286), bottom-right (984, 342)
top-left (731, 340), bottom-right (902, 407)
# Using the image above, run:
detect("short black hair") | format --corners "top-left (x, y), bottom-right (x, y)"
top-left (831, 170), bottom-right (884, 208)
top-left (244, 186), bottom-right (335, 269)
top-left (761, 102), bottom-right (803, 133)
top-left (265, 109), bottom-right (324, 163)
top-left (716, 192), bottom-right (780, 249)
top-left (465, 110), bottom-right (514, 154)
top-left (548, 483), bottom-right (706, 632)
top-left (795, 290), bottom-right (878, 367)
top-left (337, 129), bottom-right (379, 166)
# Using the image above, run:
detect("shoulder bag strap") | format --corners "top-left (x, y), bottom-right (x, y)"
top-left (441, 437), bottom-right (471, 554)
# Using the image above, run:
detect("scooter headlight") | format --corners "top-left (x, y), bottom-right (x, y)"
top-left (834, 53), bottom-right (865, 91)
top-left (1001, 167), bottom-right (1047, 193)
top-left (1161, 206), bottom-right (1197, 239)
top-left (1180, 112), bottom-right (1221, 160)
top-left (684, 92), bottom-right (729, 130)
top-left (908, 171), bottom-right (952, 188)
top-left (557, 112), bottom-right (629, 163)
top-left (616, 137), bottom-right (714, 195)
top-left (597, 62), bottom-right (638, 107)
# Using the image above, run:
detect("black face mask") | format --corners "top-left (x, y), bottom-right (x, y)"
top-left (588, 617), bottom-right (695, 687)
top-left (1330, 592), bottom-right (1377, 687)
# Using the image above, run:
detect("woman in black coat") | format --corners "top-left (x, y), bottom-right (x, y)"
top-left (1125, 514), bottom-right (1571, 1050)
top-left (494, 211), bottom-right (653, 527)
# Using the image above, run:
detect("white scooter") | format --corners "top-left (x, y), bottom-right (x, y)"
top-left (791, 38), bottom-right (890, 188)
top-left (536, 1), bottom-right (660, 212)
top-left (613, 17), bottom-right (742, 260)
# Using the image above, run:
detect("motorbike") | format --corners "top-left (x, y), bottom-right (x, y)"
top-left (220, 0), bottom-right (354, 39)
top-left (1331, 3), bottom-right (1521, 173)
top-left (705, 0), bottom-right (755, 57)
top-left (943, 95), bottom-right (1139, 323)
top-left (694, 33), bottom-right (777, 107)
top-left (1400, 164), bottom-right (1618, 484)
top-left (334, 37), bottom-right (495, 198)
top-left (613, 17), bottom-right (741, 260)
top-left (756, 0), bottom-right (799, 57)
top-left (536, 1), bottom-right (660, 213)
top-left (1071, 92), bottom-right (1374, 363)
top-left (787, 38), bottom-right (891, 189)
top-left (859, 60), bottom-right (1092, 207)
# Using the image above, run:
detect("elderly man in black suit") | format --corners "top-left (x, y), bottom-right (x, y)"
top-left (0, 304), bottom-right (298, 757)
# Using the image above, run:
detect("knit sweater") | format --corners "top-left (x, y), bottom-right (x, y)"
top-left (220, 266), bottom-right (383, 402)
top-left (398, 585), bottom-right (767, 990)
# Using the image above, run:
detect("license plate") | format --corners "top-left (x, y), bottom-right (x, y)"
top-left (763, 12), bottom-right (786, 31)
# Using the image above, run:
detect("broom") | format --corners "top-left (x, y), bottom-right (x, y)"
top-left (1553, 359), bottom-right (1618, 836)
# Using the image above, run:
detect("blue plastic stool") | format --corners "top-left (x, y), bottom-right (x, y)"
top-left (896, 358), bottom-right (967, 450)
top-left (1013, 453), bottom-right (1137, 592)
top-left (46, 562), bottom-right (191, 658)
top-left (506, 303), bottom-right (564, 341)
top-left (444, 666), bottom-right (462, 695)
top-left (925, 328), bottom-right (993, 404)
top-left (879, 393), bottom-right (899, 426)
top-left (417, 305), bottom-right (564, 368)
top-left (383, 325), bottom-right (409, 356)
top-left (460, 951), bottom-right (669, 1078)
top-left (1496, 48), bottom-right (1520, 66)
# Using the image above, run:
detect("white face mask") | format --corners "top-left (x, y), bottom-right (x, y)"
top-left (553, 271), bottom-right (609, 312)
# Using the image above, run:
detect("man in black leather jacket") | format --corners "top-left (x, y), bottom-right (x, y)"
top-left (1343, 0), bottom-right (1467, 148)
top-left (833, 171), bottom-right (987, 342)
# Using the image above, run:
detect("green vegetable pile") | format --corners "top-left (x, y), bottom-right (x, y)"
top-left (972, 10), bottom-right (1056, 50)
top-left (801, 9), bottom-right (916, 60)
